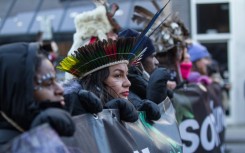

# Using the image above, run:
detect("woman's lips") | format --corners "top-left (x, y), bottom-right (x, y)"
top-left (121, 91), bottom-right (129, 97)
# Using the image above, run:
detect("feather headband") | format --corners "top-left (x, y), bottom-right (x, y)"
top-left (57, 37), bottom-right (144, 79)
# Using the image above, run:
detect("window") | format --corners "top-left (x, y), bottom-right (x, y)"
top-left (196, 3), bottom-right (230, 34)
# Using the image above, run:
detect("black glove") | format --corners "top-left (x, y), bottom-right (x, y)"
top-left (128, 66), bottom-right (148, 99)
top-left (31, 108), bottom-right (75, 137)
top-left (78, 89), bottom-right (103, 114)
top-left (64, 90), bottom-right (102, 116)
top-left (138, 100), bottom-right (161, 121)
top-left (104, 98), bottom-right (138, 122)
top-left (147, 68), bottom-right (170, 104)
top-left (167, 89), bottom-right (174, 99)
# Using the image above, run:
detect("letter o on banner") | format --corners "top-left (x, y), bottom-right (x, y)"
top-left (200, 115), bottom-right (216, 151)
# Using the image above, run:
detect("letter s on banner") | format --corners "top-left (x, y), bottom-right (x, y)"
top-left (179, 119), bottom-right (199, 153)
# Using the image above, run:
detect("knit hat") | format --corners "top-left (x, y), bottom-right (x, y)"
top-left (118, 29), bottom-right (155, 61)
top-left (188, 42), bottom-right (210, 62)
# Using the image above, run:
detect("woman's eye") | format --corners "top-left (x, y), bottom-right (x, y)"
top-left (42, 78), bottom-right (55, 87)
top-left (114, 74), bottom-right (122, 78)
top-left (42, 80), bottom-right (52, 86)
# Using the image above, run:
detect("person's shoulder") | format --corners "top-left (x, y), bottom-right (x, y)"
top-left (63, 79), bottom-right (82, 95)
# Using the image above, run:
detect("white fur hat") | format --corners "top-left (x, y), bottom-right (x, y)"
top-left (68, 5), bottom-right (112, 56)
top-left (65, 5), bottom-right (112, 81)
top-left (75, 5), bottom-right (112, 40)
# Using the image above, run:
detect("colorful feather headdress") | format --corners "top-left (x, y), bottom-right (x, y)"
top-left (132, 0), bottom-right (189, 53)
top-left (58, 1), bottom-right (168, 79)
top-left (57, 38), bottom-right (144, 79)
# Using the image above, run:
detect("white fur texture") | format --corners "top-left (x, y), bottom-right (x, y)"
top-left (75, 5), bottom-right (112, 40)
top-left (68, 5), bottom-right (112, 56)
top-left (65, 5), bottom-right (112, 81)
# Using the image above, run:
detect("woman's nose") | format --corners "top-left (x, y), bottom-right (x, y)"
top-left (54, 82), bottom-right (64, 95)
top-left (123, 77), bottom-right (131, 88)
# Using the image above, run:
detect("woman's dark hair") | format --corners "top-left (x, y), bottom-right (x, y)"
top-left (35, 49), bottom-right (49, 72)
top-left (80, 67), bottom-right (115, 105)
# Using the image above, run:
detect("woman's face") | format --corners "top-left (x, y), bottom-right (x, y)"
top-left (195, 57), bottom-right (211, 75)
top-left (104, 63), bottom-right (131, 99)
top-left (34, 58), bottom-right (65, 106)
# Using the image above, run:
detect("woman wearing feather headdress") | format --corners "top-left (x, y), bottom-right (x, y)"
top-left (58, 37), bottom-right (146, 122)
top-left (60, 0), bottom-right (173, 122)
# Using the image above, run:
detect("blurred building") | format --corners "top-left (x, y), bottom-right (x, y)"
top-left (0, 0), bottom-right (166, 56)
top-left (0, 0), bottom-right (245, 126)
top-left (179, 0), bottom-right (245, 127)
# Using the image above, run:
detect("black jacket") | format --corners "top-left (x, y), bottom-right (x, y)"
top-left (128, 66), bottom-right (170, 121)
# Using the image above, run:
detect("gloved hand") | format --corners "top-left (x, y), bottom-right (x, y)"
top-left (78, 89), bottom-right (103, 114)
top-left (147, 68), bottom-right (170, 104)
top-left (104, 98), bottom-right (138, 122)
top-left (64, 89), bottom-right (103, 116)
top-left (31, 108), bottom-right (75, 137)
top-left (138, 99), bottom-right (161, 121)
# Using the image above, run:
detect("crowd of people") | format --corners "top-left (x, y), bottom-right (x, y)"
top-left (0, 1), bottom-right (229, 153)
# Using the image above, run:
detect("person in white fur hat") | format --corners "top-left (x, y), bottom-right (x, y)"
top-left (65, 1), bottom-right (120, 81)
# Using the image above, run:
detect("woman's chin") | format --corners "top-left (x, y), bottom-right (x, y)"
top-left (60, 101), bottom-right (65, 106)
top-left (120, 96), bottom-right (128, 100)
